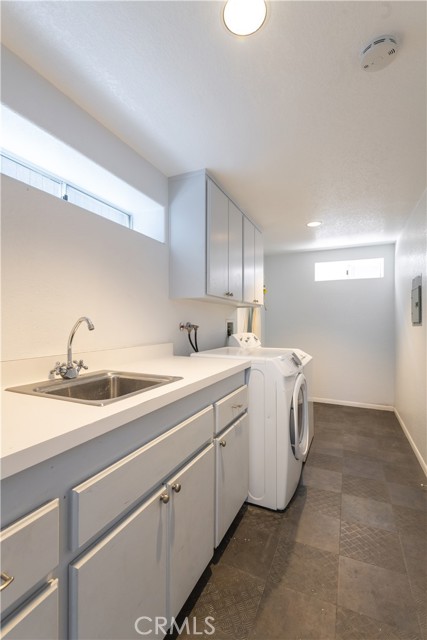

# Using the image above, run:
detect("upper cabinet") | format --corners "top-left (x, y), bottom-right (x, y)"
top-left (243, 217), bottom-right (264, 305)
top-left (206, 179), bottom-right (242, 301)
top-left (169, 170), bottom-right (262, 306)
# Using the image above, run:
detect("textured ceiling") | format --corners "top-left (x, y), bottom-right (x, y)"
top-left (1, 1), bottom-right (426, 253)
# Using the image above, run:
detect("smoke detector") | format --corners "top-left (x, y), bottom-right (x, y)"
top-left (360, 35), bottom-right (398, 71)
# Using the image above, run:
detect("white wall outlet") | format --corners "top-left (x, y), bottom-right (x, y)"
top-left (226, 321), bottom-right (234, 337)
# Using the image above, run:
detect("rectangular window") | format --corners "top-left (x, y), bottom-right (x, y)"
top-left (65, 185), bottom-right (132, 229)
top-left (0, 104), bottom-right (165, 242)
top-left (1, 154), bottom-right (62, 198)
top-left (315, 258), bottom-right (384, 282)
top-left (1, 153), bottom-right (133, 231)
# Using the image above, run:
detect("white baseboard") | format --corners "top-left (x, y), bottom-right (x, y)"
top-left (313, 398), bottom-right (427, 477)
top-left (394, 409), bottom-right (427, 477)
top-left (312, 397), bottom-right (394, 412)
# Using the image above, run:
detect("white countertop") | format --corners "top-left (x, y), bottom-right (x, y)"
top-left (1, 344), bottom-right (250, 480)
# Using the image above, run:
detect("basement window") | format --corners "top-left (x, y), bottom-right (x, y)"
top-left (0, 105), bottom-right (165, 242)
top-left (315, 258), bottom-right (384, 282)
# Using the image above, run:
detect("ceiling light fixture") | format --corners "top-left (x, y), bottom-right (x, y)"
top-left (307, 221), bottom-right (322, 228)
top-left (223, 0), bottom-right (267, 36)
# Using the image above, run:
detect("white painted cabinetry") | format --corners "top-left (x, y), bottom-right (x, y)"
top-left (0, 500), bottom-right (60, 640)
top-left (1, 371), bottom-right (248, 640)
top-left (169, 170), bottom-right (261, 306)
top-left (69, 487), bottom-right (168, 640)
top-left (167, 445), bottom-right (214, 620)
top-left (70, 406), bottom-right (213, 549)
top-left (69, 407), bottom-right (214, 639)
top-left (243, 217), bottom-right (264, 305)
top-left (215, 414), bottom-right (249, 547)
top-left (213, 386), bottom-right (249, 547)
top-left (206, 179), bottom-right (243, 300)
top-left (70, 445), bottom-right (214, 640)
top-left (0, 580), bottom-right (59, 640)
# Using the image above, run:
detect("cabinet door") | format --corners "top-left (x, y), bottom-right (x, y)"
top-left (243, 219), bottom-right (263, 305)
top-left (168, 445), bottom-right (215, 620)
top-left (243, 217), bottom-right (255, 303)
top-left (228, 201), bottom-right (243, 301)
top-left (215, 414), bottom-right (249, 547)
top-left (254, 228), bottom-right (264, 305)
top-left (207, 179), bottom-right (229, 299)
top-left (69, 488), bottom-right (168, 640)
top-left (0, 500), bottom-right (59, 615)
top-left (71, 406), bottom-right (213, 549)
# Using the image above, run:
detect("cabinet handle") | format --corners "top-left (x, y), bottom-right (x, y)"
top-left (0, 572), bottom-right (14, 591)
top-left (253, 299), bottom-right (259, 303)
top-left (232, 403), bottom-right (243, 409)
top-left (159, 492), bottom-right (170, 504)
top-left (219, 440), bottom-right (227, 447)
top-left (172, 483), bottom-right (182, 493)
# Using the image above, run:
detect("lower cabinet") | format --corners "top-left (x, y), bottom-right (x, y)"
top-left (215, 413), bottom-right (249, 547)
top-left (69, 487), bottom-right (167, 640)
top-left (2, 374), bottom-right (248, 640)
top-left (69, 444), bottom-right (215, 640)
top-left (0, 499), bottom-right (60, 640)
top-left (168, 445), bottom-right (214, 620)
top-left (0, 580), bottom-right (59, 640)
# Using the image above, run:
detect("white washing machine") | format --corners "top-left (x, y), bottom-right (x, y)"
top-left (192, 333), bottom-right (314, 510)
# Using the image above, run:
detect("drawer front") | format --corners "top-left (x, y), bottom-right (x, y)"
top-left (71, 405), bottom-right (214, 549)
top-left (0, 500), bottom-right (59, 614)
top-left (69, 488), bottom-right (167, 640)
top-left (0, 579), bottom-right (59, 640)
top-left (214, 385), bottom-right (248, 434)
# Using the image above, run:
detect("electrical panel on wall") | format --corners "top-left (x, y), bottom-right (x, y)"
top-left (411, 275), bottom-right (422, 326)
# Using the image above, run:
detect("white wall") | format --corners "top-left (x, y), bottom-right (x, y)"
top-left (394, 191), bottom-right (427, 472)
top-left (1, 47), bottom-right (167, 209)
top-left (0, 48), bottom-right (235, 362)
top-left (264, 244), bottom-right (395, 409)
top-left (1, 176), bottom-right (235, 360)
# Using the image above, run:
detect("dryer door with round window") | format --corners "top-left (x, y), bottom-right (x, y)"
top-left (289, 374), bottom-right (309, 460)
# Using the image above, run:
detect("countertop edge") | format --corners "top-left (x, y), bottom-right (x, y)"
top-left (1, 358), bottom-right (250, 480)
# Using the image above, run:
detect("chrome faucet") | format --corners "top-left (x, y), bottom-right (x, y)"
top-left (50, 317), bottom-right (95, 379)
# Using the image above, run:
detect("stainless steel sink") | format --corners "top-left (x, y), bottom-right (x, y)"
top-left (6, 371), bottom-right (183, 406)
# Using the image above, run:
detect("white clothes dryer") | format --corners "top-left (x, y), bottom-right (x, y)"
top-left (192, 333), bottom-right (313, 510)
top-left (228, 333), bottom-right (314, 460)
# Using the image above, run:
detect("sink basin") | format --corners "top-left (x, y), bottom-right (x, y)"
top-left (6, 371), bottom-right (183, 406)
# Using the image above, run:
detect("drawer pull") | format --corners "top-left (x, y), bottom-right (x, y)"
top-left (219, 440), bottom-right (227, 447)
top-left (232, 404), bottom-right (244, 409)
top-left (172, 483), bottom-right (182, 493)
top-left (159, 493), bottom-right (170, 504)
top-left (0, 572), bottom-right (14, 591)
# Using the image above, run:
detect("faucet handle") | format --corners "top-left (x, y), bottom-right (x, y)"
top-left (74, 359), bottom-right (88, 372)
top-left (50, 361), bottom-right (68, 377)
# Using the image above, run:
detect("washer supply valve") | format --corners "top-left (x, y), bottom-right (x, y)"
top-left (179, 322), bottom-right (199, 352)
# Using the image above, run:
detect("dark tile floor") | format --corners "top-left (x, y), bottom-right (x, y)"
top-left (171, 403), bottom-right (427, 640)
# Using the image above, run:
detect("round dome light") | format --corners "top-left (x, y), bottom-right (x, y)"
top-left (307, 221), bottom-right (322, 228)
top-left (223, 0), bottom-right (267, 36)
